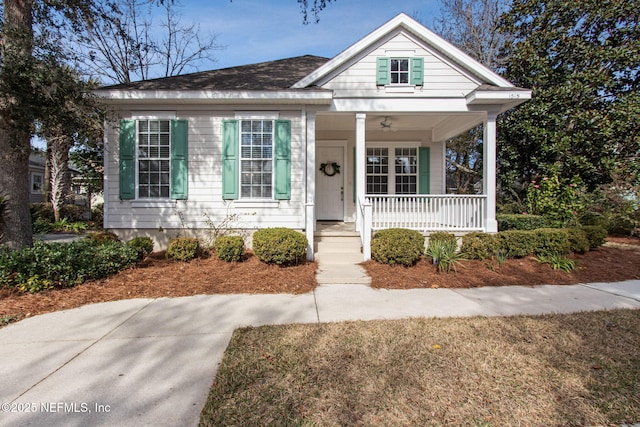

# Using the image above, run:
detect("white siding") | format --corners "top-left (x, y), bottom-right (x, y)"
top-left (321, 31), bottom-right (480, 98)
top-left (105, 107), bottom-right (306, 246)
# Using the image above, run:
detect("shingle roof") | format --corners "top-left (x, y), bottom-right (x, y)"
top-left (102, 55), bottom-right (330, 91)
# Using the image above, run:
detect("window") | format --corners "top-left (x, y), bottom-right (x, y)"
top-left (137, 120), bottom-right (171, 198)
top-left (31, 173), bottom-right (43, 194)
top-left (365, 147), bottom-right (426, 195)
top-left (222, 119), bottom-right (290, 201)
top-left (395, 148), bottom-right (417, 194)
top-left (376, 57), bottom-right (424, 86)
top-left (118, 118), bottom-right (188, 201)
top-left (390, 59), bottom-right (409, 84)
top-left (366, 148), bottom-right (389, 194)
top-left (240, 120), bottom-right (273, 198)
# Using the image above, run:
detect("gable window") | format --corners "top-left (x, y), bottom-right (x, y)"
top-left (222, 119), bottom-right (291, 201)
top-left (390, 59), bottom-right (410, 84)
top-left (240, 120), bottom-right (273, 199)
top-left (376, 57), bottom-right (424, 86)
top-left (365, 146), bottom-right (429, 195)
top-left (118, 118), bottom-right (188, 200)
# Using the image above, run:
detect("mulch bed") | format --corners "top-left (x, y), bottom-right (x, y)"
top-left (2, 238), bottom-right (639, 324)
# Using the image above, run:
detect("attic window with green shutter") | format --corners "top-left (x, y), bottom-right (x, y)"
top-left (377, 57), bottom-right (424, 86)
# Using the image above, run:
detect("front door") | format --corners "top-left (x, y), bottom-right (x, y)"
top-left (316, 145), bottom-right (344, 220)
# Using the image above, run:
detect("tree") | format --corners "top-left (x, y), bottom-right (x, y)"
top-left (430, 0), bottom-right (511, 193)
top-left (498, 0), bottom-right (640, 194)
top-left (75, 0), bottom-right (224, 84)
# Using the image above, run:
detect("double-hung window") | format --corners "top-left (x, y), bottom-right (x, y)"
top-left (31, 173), bottom-right (43, 194)
top-left (118, 118), bottom-right (188, 200)
top-left (240, 120), bottom-right (273, 199)
top-left (365, 146), bottom-right (429, 195)
top-left (138, 119), bottom-right (171, 198)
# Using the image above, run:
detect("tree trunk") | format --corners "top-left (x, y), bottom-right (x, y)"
top-left (49, 136), bottom-right (73, 223)
top-left (0, 0), bottom-right (35, 249)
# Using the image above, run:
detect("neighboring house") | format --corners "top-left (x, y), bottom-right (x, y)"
top-left (96, 13), bottom-right (531, 260)
top-left (29, 153), bottom-right (46, 203)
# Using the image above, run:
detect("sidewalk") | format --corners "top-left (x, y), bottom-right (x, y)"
top-left (1, 279), bottom-right (639, 426)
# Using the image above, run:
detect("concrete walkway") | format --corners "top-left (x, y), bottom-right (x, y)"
top-left (1, 280), bottom-right (640, 426)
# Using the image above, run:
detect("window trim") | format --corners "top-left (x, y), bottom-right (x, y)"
top-left (389, 58), bottom-right (410, 85)
top-left (135, 119), bottom-right (172, 200)
top-left (239, 118), bottom-right (275, 200)
top-left (365, 142), bottom-right (421, 196)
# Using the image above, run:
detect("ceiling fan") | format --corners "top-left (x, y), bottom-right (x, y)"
top-left (380, 116), bottom-right (395, 131)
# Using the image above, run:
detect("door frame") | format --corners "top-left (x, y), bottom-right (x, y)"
top-left (316, 140), bottom-right (348, 221)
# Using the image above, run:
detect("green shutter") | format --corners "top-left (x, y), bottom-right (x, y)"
top-left (376, 57), bottom-right (390, 86)
top-left (222, 120), bottom-right (239, 200)
top-left (119, 119), bottom-right (136, 200)
top-left (170, 119), bottom-right (188, 200)
top-left (411, 57), bottom-right (424, 86)
top-left (419, 147), bottom-right (430, 194)
top-left (274, 120), bottom-right (291, 200)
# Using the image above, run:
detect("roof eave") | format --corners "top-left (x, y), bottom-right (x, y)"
top-left (466, 88), bottom-right (532, 111)
top-left (93, 89), bottom-right (334, 105)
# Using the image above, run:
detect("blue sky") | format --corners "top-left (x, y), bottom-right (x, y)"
top-left (176, 0), bottom-right (441, 70)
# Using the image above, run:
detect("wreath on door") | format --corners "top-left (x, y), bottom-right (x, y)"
top-left (320, 162), bottom-right (341, 177)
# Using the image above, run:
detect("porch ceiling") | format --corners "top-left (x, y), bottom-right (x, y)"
top-left (316, 112), bottom-right (484, 141)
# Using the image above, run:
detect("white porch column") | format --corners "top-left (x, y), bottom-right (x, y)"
top-left (305, 111), bottom-right (316, 260)
top-left (355, 113), bottom-right (366, 231)
top-left (483, 111), bottom-right (498, 233)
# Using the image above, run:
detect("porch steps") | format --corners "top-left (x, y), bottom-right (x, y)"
top-left (314, 236), bottom-right (371, 285)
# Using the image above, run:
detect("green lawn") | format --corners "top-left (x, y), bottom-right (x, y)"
top-left (200, 309), bottom-right (640, 426)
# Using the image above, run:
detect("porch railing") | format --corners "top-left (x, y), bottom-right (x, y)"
top-left (367, 195), bottom-right (487, 232)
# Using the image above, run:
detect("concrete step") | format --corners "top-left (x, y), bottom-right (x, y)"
top-left (315, 236), bottom-right (362, 254)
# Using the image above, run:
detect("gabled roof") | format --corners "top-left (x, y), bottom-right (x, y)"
top-left (103, 55), bottom-right (330, 91)
top-left (293, 13), bottom-right (514, 89)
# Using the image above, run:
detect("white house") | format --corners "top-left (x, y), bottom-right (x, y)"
top-left (96, 13), bottom-right (531, 260)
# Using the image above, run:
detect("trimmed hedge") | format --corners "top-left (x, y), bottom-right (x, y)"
top-left (126, 237), bottom-right (154, 260)
top-left (567, 228), bottom-right (590, 254)
top-left (460, 232), bottom-right (499, 260)
top-left (0, 241), bottom-right (138, 293)
top-left (579, 225), bottom-right (607, 249)
top-left (534, 228), bottom-right (571, 256)
top-left (215, 235), bottom-right (245, 262)
top-left (167, 237), bottom-right (200, 262)
top-left (371, 228), bottom-right (424, 266)
top-left (85, 230), bottom-right (120, 245)
top-left (497, 214), bottom-right (546, 231)
top-left (427, 232), bottom-right (457, 248)
top-left (252, 228), bottom-right (307, 266)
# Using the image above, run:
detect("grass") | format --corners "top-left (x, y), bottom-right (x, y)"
top-left (200, 309), bottom-right (640, 426)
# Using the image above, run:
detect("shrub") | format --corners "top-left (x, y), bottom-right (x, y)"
top-left (0, 241), bottom-right (137, 293)
top-left (567, 228), bottom-right (590, 254)
top-left (526, 169), bottom-right (584, 227)
top-left (127, 237), bottom-right (154, 260)
top-left (425, 238), bottom-right (464, 272)
top-left (460, 232), bottom-right (499, 260)
top-left (32, 217), bottom-right (53, 234)
top-left (427, 232), bottom-right (457, 248)
top-left (214, 235), bottom-right (245, 262)
top-left (252, 228), bottom-right (307, 266)
top-left (167, 237), bottom-right (200, 262)
top-left (370, 228), bottom-right (424, 266)
top-left (607, 214), bottom-right (637, 236)
top-left (91, 203), bottom-right (104, 226)
top-left (85, 230), bottom-right (120, 245)
top-left (533, 228), bottom-right (571, 256)
top-left (497, 214), bottom-right (546, 231)
top-left (497, 230), bottom-right (537, 258)
top-left (579, 225), bottom-right (608, 249)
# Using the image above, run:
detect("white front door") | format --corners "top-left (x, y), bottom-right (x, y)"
top-left (316, 145), bottom-right (344, 220)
